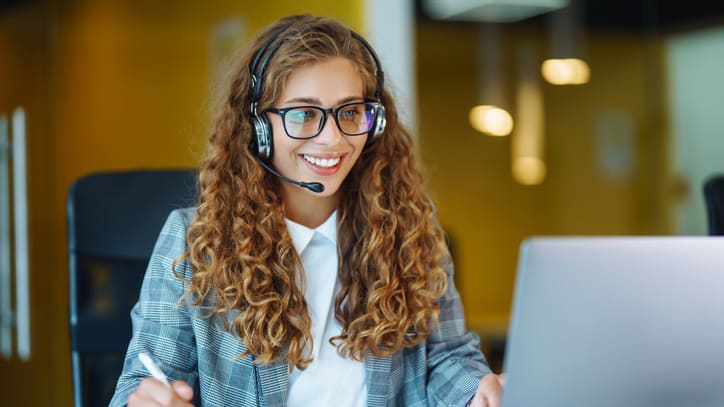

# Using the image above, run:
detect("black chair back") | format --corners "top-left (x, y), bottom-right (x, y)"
top-left (67, 169), bottom-right (197, 407)
top-left (704, 175), bottom-right (724, 235)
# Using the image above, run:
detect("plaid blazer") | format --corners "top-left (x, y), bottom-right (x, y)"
top-left (110, 208), bottom-right (491, 407)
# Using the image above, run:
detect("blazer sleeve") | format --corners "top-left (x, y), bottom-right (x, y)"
top-left (425, 255), bottom-right (493, 406)
top-left (109, 208), bottom-right (199, 407)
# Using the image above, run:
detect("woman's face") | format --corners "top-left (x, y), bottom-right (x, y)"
top-left (268, 56), bottom-right (368, 204)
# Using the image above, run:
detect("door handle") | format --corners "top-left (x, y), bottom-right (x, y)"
top-left (0, 107), bottom-right (31, 361)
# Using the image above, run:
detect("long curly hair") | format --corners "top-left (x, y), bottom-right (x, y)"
top-left (178, 14), bottom-right (449, 370)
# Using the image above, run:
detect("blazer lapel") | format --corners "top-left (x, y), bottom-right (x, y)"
top-left (257, 360), bottom-right (289, 407)
top-left (364, 352), bottom-right (392, 407)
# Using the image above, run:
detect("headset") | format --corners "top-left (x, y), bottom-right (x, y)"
top-left (248, 27), bottom-right (387, 162)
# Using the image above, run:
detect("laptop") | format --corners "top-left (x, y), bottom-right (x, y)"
top-left (502, 237), bottom-right (724, 407)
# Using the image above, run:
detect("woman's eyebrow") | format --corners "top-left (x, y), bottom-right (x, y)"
top-left (284, 97), bottom-right (320, 105)
top-left (283, 96), bottom-right (364, 106)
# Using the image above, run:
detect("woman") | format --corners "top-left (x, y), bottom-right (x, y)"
top-left (111, 14), bottom-right (503, 407)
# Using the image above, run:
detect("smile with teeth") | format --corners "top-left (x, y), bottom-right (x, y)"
top-left (302, 154), bottom-right (341, 168)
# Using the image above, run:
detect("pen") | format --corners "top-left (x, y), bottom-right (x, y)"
top-left (138, 352), bottom-right (171, 387)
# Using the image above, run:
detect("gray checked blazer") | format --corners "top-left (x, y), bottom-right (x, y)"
top-left (109, 208), bottom-right (491, 407)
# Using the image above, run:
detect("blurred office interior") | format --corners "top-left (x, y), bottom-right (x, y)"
top-left (1, 0), bottom-right (724, 404)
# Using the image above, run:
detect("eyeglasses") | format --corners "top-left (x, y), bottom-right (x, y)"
top-left (265, 101), bottom-right (381, 140)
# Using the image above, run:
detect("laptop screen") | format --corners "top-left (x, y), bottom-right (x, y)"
top-left (502, 237), bottom-right (724, 407)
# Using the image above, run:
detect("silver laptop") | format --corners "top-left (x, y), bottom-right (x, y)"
top-left (502, 237), bottom-right (724, 407)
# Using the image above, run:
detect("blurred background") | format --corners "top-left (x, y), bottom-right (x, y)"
top-left (1, 0), bottom-right (724, 404)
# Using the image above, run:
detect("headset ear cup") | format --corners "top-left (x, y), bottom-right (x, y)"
top-left (252, 114), bottom-right (273, 160)
top-left (366, 105), bottom-right (386, 147)
top-left (373, 105), bottom-right (387, 136)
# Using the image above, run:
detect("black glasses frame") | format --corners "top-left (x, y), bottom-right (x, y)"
top-left (265, 101), bottom-right (380, 140)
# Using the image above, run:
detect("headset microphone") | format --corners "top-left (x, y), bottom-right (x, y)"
top-left (254, 156), bottom-right (325, 193)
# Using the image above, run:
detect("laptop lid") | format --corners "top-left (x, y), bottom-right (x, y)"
top-left (502, 237), bottom-right (724, 407)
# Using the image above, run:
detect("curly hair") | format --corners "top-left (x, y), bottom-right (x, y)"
top-left (177, 14), bottom-right (449, 370)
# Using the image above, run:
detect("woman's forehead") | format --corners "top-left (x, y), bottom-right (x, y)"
top-left (278, 57), bottom-right (365, 105)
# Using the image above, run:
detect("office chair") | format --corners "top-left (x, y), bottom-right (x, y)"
top-left (67, 169), bottom-right (197, 407)
top-left (704, 174), bottom-right (724, 235)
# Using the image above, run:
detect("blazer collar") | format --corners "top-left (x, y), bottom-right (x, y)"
top-left (257, 360), bottom-right (290, 407)
top-left (364, 351), bottom-right (393, 407)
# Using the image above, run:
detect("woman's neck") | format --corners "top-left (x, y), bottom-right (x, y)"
top-left (281, 188), bottom-right (340, 229)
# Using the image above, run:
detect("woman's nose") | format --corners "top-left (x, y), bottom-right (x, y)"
top-left (314, 113), bottom-right (344, 145)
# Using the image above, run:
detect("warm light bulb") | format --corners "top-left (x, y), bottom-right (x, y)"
top-left (469, 105), bottom-right (514, 136)
top-left (513, 156), bottom-right (546, 185)
top-left (541, 58), bottom-right (590, 85)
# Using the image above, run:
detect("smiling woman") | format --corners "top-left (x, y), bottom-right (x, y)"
top-left (109, 14), bottom-right (502, 407)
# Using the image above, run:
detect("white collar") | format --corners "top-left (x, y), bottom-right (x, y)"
top-left (284, 211), bottom-right (337, 253)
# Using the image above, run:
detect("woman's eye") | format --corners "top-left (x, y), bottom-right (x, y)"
top-left (340, 108), bottom-right (360, 121)
top-left (288, 109), bottom-right (315, 123)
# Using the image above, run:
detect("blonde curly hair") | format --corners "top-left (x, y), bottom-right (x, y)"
top-left (177, 14), bottom-right (449, 370)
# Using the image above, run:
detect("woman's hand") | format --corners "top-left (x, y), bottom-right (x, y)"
top-left (468, 373), bottom-right (505, 407)
top-left (127, 378), bottom-right (195, 407)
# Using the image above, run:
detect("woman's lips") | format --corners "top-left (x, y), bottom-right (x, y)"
top-left (300, 153), bottom-right (345, 175)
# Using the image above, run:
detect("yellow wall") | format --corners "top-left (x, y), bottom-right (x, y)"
top-left (51, 0), bottom-right (364, 191)
top-left (416, 21), bottom-right (671, 334)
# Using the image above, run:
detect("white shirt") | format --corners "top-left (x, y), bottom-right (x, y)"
top-left (284, 211), bottom-right (366, 407)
